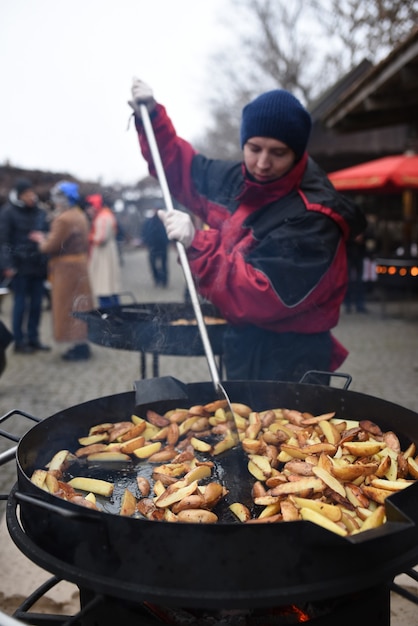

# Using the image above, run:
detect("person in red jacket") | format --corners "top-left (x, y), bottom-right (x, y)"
top-left (128, 79), bottom-right (367, 382)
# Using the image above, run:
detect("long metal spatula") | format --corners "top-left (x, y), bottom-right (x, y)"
top-left (139, 104), bottom-right (240, 447)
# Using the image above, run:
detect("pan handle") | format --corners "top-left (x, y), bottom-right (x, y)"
top-left (13, 490), bottom-right (100, 522)
top-left (299, 370), bottom-right (352, 390)
top-left (134, 376), bottom-right (189, 406)
top-left (0, 409), bottom-right (42, 444)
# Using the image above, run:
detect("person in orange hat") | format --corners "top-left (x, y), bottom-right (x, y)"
top-left (85, 193), bottom-right (121, 308)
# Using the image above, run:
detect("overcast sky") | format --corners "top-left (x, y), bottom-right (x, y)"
top-left (0, 0), bottom-right (227, 185)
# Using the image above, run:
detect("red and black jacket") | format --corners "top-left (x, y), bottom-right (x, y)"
top-left (136, 105), bottom-right (367, 370)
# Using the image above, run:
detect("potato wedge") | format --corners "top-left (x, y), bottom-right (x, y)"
top-left (357, 505), bottom-right (386, 533)
top-left (120, 488), bottom-right (137, 516)
top-left (46, 449), bottom-right (76, 472)
top-left (177, 509), bottom-right (218, 523)
top-left (370, 478), bottom-right (414, 491)
top-left (343, 441), bottom-right (385, 456)
top-left (78, 434), bottom-right (108, 446)
top-left (132, 442), bottom-right (162, 459)
top-left (212, 434), bottom-right (235, 455)
top-left (155, 480), bottom-right (198, 508)
top-left (136, 475), bottom-right (151, 497)
top-left (68, 477), bottom-right (114, 497)
top-left (120, 436), bottom-right (146, 454)
top-left (291, 496), bottom-right (342, 522)
top-left (229, 502), bottom-right (251, 522)
top-left (330, 462), bottom-right (378, 482)
top-left (86, 452), bottom-right (131, 462)
top-left (407, 456), bottom-right (418, 479)
top-left (248, 454), bottom-right (272, 480)
top-left (299, 506), bottom-right (347, 536)
top-left (269, 477), bottom-right (323, 496)
top-left (190, 437), bottom-right (212, 453)
top-left (312, 466), bottom-right (346, 498)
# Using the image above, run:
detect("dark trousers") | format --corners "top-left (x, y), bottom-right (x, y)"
top-left (223, 326), bottom-right (332, 382)
top-left (11, 274), bottom-right (45, 344)
top-left (148, 247), bottom-right (168, 287)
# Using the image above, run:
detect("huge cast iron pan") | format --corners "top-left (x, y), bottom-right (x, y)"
top-left (7, 378), bottom-right (418, 609)
top-left (74, 302), bottom-right (226, 356)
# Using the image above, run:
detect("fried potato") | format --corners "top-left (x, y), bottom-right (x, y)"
top-left (330, 461), bottom-right (378, 482)
top-left (78, 434), bottom-right (108, 446)
top-left (407, 456), bottom-right (418, 479)
top-left (356, 505), bottom-right (386, 533)
top-left (229, 502), bottom-right (251, 522)
top-left (136, 475), bottom-right (151, 497)
top-left (370, 478), bottom-right (414, 491)
top-left (212, 434), bottom-right (235, 455)
top-left (120, 488), bottom-right (137, 516)
top-left (361, 485), bottom-right (391, 505)
top-left (155, 480), bottom-right (198, 508)
top-left (248, 454), bottom-right (272, 481)
top-left (35, 396), bottom-right (418, 535)
top-left (46, 449), bottom-right (76, 473)
top-left (312, 466), bottom-right (346, 498)
top-left (290, 496), bottom-right (342, 523)
top-left (343, 441), bottom-right (385, 456)
top-left (86, 452), bottom-right (131, 462)
top-left (299, 506), bottom-right (347, 537)
top-left (177, 509), bottom-right (218, 523)
top-left (269, 477), bottom-right (323, 496)
top-left (68, 477), bottom-right (114, 497)
top-left (279, 499), bottom-right (299, 521)
top-left (132, 442), bottom-right (162, 459)
top-left (190, 437), bottom-right (212, 453)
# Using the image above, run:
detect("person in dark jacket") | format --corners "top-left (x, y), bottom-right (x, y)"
top-left (128, 80), bottom-right (367, 382)
top-left (141, 207), bottom-right (170, 287)
top-left (0, 178), bottom-right (51, 353)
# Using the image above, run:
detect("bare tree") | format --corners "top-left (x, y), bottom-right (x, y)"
top-left (310, 0), bottom-right (418, 65)
top-left (195, 0), bottom-right (417, 158)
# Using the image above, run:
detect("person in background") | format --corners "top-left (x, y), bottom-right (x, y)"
top-left (85, 194), bottom-right (121, 308)
top-left (344, 232), bottom-right (368, 314)
top-left (141, 206), bottom-right (170, 288)
top-left (29, 181), bottom-right (94, 361)
top-left (0, 178), bottom-right (51, 353)
top-left (128, 79), bottom-right (367, 382)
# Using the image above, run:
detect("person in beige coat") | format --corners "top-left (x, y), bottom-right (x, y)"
top-left (29, 181), bottom-right (94, 361)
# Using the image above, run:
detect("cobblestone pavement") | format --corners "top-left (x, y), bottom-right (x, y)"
top-left (0, 245), bottom-right (418, 622)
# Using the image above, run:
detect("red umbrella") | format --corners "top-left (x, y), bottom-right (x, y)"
top-left (328, 153), bottom-right (418, 192)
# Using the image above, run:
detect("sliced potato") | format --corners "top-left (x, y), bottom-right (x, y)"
top-left (291, 496), bottom-right (342, 522)
top-left (86, 452), bottom-right (131, 462)
top-left (190, 437), bottom-right (212, 453)
top-left (177, 509), bottom-right (218, 523)
top-left (312, 466), bottom-right (346, 498)
top-left (68, 477), bottom-right (114, 497)
top-left (299, 506), bottom-right (347, 536)
top-left (120, 488), bottom-right (137, 516)
top-left (132, 442), bottom-right (162, 459)
top-left (229, 502), bottom-right (251, 522)
top-left (343, 441), bottom-right (385, 456)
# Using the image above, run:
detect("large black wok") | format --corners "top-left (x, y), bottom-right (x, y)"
top-left (7, 378), bottom-right (418, 609)
top-left (73, 302), bottom-right (227, 356)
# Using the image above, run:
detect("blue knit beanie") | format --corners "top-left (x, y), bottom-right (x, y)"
top-left (240, 89), bottom-right (312, 159)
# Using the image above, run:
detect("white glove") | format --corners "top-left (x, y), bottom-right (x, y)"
top-left (128, 77), bottom-right (156, 116)
top-left (158, 209), bottom-right (196, 249)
